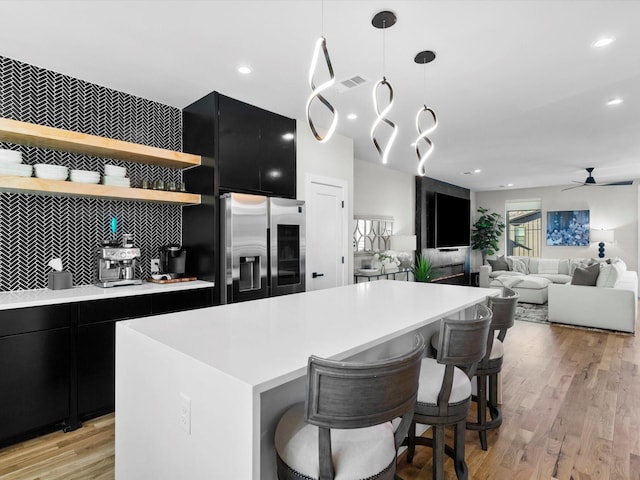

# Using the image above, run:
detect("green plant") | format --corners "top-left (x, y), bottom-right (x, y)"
top-left (471, 207), bottom-right (506, 265)
top-left (411, 253), bottom-right (442, 283)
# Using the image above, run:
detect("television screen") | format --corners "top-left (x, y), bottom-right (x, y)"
top-left (435, 193), bottom-right (471, 247)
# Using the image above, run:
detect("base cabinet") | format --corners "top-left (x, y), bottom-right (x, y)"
top-left (0, 305), bottom-right (71, 446)
top-left (0, 286), bottom-right (214, 446)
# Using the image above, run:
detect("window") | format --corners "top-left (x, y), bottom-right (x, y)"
top-left (505, 200), bottom-right (541, 257)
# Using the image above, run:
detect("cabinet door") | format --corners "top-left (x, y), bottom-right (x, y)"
top-left (0, 328), bottom-right (70, 444)
top-left (77, 296), bottom-right (152, 419)
top-left (77, 321), bottom-right (115, 418)
top-left (259, 115), bottom-right (296, 198)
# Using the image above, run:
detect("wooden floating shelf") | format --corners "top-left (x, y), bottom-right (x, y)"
top-left (0, 176), bottom-right (201, 205)
top-left (0, 118), bottom-right (201, 169)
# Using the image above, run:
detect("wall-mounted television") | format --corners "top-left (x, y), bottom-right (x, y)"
top-left (435, 192), bottom-right (471, 248)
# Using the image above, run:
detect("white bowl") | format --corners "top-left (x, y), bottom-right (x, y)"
top-left (0, 163), bottom-right (32, 177)
top-left (70, 169), bottom-right (100, 184)
top-left (0, 149), bottom-right (22, 163)
top-left (34, 164), bottom-right (68, 181)
top-left (102, 175), bottom-right (130, 187)
top-left (104, 164), bottom-right (127, 177)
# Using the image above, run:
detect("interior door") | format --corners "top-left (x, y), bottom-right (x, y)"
top-left (306, 180), bottom-right (346, 291)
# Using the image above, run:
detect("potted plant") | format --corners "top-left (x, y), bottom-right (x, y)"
top-left (471, 207), bottom-right (505, 265)
top-left (411, 253), bottom-right (442, 283)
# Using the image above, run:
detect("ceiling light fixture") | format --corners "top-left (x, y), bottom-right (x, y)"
top-left (592, 36), bottom-right (615, 48)
top-left (607, 97), bottom-right (623, 106)
top-left (305, 0), bottom-right (337, 143)
top-left (414, 50), bottom-right (437, 176)
top-left (370, 10), bottom-right (398, 165)
top-left (237, 66), bottom-right (252, 74)
top-left (347, 113), bottom-right (358, 120)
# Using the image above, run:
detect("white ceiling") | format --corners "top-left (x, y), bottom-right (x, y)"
top-left (1, 0), bottom-right (639, 192)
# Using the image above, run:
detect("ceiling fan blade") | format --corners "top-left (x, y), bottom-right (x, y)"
top-left (561, 184), bottom-right (585, 191)
top-left (600, 180), bottom-right (634, 186)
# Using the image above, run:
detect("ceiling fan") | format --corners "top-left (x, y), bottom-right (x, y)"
top-left (562, 167), bottom-right (634, 191)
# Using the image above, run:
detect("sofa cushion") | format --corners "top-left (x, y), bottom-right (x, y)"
top-left (488, 255), bottom-right (509, 272)
top-left (491, 275), bottom-right (551, 289)
top-left (558, 259), bottom-right (570, 275)
top-left (571, 263), bottom-right (600, 286)
top-left (609, 257), bottom-right (627, 273)
top-left (531, 273), bottom-right (571, 284)
top-left (489, 271), bottom-right (525, 280)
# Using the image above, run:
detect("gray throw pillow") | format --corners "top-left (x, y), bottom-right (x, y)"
top-left (571, 263), bottom-right (600, 286)
top-left (487, 255), bottom-right (509, 272)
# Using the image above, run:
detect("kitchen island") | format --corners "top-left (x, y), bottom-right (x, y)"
top-left (115, 280), bottom-right (497, 480)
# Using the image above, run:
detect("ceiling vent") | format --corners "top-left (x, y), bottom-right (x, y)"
top-left (334, 75), bottom-right (369, 93)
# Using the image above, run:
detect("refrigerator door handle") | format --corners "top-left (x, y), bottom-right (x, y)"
top-left (312, 272), bottom-right (324, 278)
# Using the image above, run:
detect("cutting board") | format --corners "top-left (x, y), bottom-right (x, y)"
top-left (146, 276), bottom-right (197, 284)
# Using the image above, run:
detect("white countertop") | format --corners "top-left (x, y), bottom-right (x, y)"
top-left (120, 280), bottom-right (497, 392)
top-left (0, 280), bottom-right (214, 310)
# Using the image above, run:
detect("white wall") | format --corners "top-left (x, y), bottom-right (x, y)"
top-left (296, 126), bottom-right (355, 280)
top-left (353, 158), bottom-right (416, 235)
top-left (475, 184), bottom-right (637, 271)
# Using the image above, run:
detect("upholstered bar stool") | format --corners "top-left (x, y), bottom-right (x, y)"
top-left (466, 286), bottom-right (519, 450)
top-left (274, 334), bottom-right (425, 480)
top-left (405, 305), bottom-right (492, 480)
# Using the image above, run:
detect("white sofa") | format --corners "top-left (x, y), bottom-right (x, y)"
top-left (548, 270), bottom-right (637, 334)
top-left (480, 255), bottom-right (637, 333)
top-left (479, 256), bottom-right (574, 304)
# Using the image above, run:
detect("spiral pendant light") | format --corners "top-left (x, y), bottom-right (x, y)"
top-left (414, 50), bottom-right (438, 176)
top-left (306, 1), bottom-right (337, 143)
top-left (371, 10), bottom-right (398, 165)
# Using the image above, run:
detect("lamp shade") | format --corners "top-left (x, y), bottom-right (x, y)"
top-left (390, 235), bottom-right (417, 251)
top-left (591, 229), bottom-right (614, 243)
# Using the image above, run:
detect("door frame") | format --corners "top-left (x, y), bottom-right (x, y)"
top-left (304, 173), bottom-right (349, 289)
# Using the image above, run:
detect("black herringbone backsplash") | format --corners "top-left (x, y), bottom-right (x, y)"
top-left (0, 56), bottom-right (184, 291)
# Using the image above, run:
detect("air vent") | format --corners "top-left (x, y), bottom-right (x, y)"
top-left (334, 75), bottom-right (369, 93)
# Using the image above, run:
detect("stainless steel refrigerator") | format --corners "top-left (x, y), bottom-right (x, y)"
top-left (219, 192), bottom-right (305, 304)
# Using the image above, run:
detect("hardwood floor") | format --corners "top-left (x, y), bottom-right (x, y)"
top-left (1, 314), bottom-right (639, 479)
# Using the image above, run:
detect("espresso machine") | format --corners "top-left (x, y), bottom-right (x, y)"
top-left (95, 240), bottom-right (143, 287)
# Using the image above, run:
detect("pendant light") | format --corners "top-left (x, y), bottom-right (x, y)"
top-left (371, 10), bottom-right (398, 165)
top-left (306, 0), bottom-right (337, 143)
top-left (414, 50), bottom-right (438, 176)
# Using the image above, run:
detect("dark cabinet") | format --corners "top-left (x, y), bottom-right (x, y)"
top-left (152, 287), bottom-right (213, 315)
top-left (0, 305), bottom-right (71, 445)
top-left (183, 91), bottom-right (296, 199)
top-left (77, 296), bottom-right (152, 419)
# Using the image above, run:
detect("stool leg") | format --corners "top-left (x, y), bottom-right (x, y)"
top-left (477, 375), bottom-right (488, 451)
top-left (432, 424), bottom-right (445, 480)
top-left (488, 372), bottom-right (502, 424)
top-left (406, 420), bottom-right (416, 463)
top-left (454, 420), bottom-right (469, 480)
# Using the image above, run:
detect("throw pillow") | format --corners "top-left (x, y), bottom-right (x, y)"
top-left (569, 258), bottom-right (592, 276)
top-left (509, 258), bottom-right (528, 273)
top-left (571, 263), bottom-right (600, 286)
top-left (488, 255), bottom-right (509, 272)
top-left (609, 257), bottom-right (628, 273)
top-left (596, 263), bottom-right (620, 288)
top-left (538, 258), bottom-right (560, 274)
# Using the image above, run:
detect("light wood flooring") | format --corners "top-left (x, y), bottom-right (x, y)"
top-left (1, 313), bottom-right (639, 479)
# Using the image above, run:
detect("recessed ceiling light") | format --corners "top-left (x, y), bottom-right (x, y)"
top-left (592, 36), bottom-right (615, 48)
top-left (507, 183), bottom-right (514, 187)
top-left (238, 66), bottom-right (252, 74)
top-left (607, 97), bottom-right (623, 106)
top-left (347, 113), bottom-right (358, 120)
top-left (473, 169), bottom-right (481, 174)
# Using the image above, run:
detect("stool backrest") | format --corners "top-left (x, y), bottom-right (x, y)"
top-left (482, 287), bottom-right (519, 369)
top-left (435, 305), bottom-right (492, 411)
top-left (305, 334), bottom-right (425, 478)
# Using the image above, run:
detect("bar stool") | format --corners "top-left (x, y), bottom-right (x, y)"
top-left (466, 287), bottom-right (519, 450)
top-left (274, 334), bottom-right (425, 480)
top-left (405, 305), bottom-right (492, 480)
